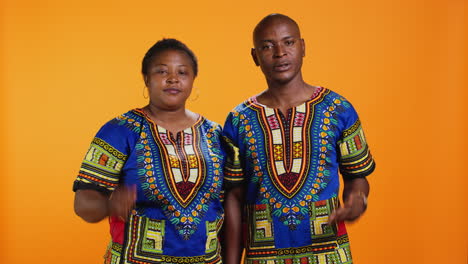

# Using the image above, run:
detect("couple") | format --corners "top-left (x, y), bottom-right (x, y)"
top-left (73, 14), bottom-right (376, 264)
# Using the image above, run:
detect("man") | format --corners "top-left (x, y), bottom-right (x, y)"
top-left (223, 14), bottom-right (375, 264)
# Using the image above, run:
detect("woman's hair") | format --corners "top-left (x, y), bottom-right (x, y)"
top-left (141, 38), bottom-right (198, 77)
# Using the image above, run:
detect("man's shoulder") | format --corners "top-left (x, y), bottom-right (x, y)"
top-left (229, 97), bottom-right (257, 115)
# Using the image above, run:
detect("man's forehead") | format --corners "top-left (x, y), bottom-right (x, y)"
top-left (254, 19), bottom-right (300, 42)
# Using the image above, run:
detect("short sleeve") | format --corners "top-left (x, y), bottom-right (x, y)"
top-left (73, 120), bottom-right (130, 195)
top-left (337, 104), bottom-right (376, 180)
top-left (222, 112), bottom-right (244, 189)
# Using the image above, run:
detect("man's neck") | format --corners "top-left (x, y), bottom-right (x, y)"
top-left (258, 77), bottom-right (317, 114)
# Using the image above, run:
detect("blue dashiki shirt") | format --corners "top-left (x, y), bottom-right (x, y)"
top-left (223, 87), bottom-right (376, 264)
top-left (73, 109), bottom-right (225, 264)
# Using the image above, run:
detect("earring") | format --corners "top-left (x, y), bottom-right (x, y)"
top-left (143, 86), bottom-right (148, 99)
top-left (190, 86), bottom-right (200, 102)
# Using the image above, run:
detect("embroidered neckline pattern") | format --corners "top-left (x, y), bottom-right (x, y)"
top-left (237, 88), bottom-right (354, 229)
top-left (115, 109), bottom-right (223, 240)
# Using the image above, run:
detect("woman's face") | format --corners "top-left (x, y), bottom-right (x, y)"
top-left (144, 49), bottom-right (195, 110)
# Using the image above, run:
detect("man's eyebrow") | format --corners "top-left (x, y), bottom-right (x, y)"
top-left (260, 36), bottom-right (294, 42)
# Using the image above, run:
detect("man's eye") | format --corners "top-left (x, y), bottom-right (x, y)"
top-left (262, 45), bottom-right (273, 50)
top-left (285, 40), bottom-right (295, 46)
top-left (179, 71), bottom-right (187, 75)
top-left (156, 70), bottom-right (167, 74)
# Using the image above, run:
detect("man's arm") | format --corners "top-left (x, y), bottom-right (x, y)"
top-left (328, 177), bottom-right (369, 224)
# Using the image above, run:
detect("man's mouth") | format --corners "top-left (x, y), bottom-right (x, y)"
top-left (274, 62), bottom-right (290, 72)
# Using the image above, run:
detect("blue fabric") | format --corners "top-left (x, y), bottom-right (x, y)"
top-left (74, 109), bottom-right (225, 262)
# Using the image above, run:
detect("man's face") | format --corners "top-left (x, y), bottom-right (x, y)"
top-left (252, 18), bottom-right (305, 85)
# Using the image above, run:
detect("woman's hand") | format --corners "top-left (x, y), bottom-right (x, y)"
top-left (223, 185), bottom-right (245, 264)
top-left (108, 185), bottom-right (137, 222)
top-left (74, 185), bottom-right (137, 223)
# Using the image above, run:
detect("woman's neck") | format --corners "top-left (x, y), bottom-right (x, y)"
top-left (144, 104), bottom-right (198, 133)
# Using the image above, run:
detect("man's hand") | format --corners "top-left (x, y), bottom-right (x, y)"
top-left (328, 192), bottom-right (367, 225)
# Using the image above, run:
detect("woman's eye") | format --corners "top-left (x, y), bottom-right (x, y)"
top-left (156, 70), bottom-right (167, 74)
top-left (179, 71), bottom-right (187, 75)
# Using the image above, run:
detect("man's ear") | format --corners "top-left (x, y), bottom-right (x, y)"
top-left (251, 48), bottom-right (260, 66)
top-left (301, 38), bottom-right (306, 57)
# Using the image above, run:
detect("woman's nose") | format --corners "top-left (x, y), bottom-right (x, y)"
top-left (166, 73), bottom-right (179, 83)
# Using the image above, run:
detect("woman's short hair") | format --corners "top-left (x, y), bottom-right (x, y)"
top-left (142, 38), bottom-right (198, 77)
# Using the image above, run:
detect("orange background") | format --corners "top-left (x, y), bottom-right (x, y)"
top-left (1, 0), bottom-right (467, 263)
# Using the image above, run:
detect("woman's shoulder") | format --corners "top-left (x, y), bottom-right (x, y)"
top-left (98, 108), bottom-right (146, 136)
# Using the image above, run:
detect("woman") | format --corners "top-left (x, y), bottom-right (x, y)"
top-left (73, 39), bottom-right (225, 264)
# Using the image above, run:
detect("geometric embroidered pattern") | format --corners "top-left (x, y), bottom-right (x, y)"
top-left (122, 215), bottom-right (165, 263)
top-left (223, 87), bottom-right (373, 264)
top-left (245, 242), bottom-right (352, 264)
top-left (245, 198), bottom-right (353, 264)
top-left (155, 125), bottom-right (205, 207)
top-left (205, 218), bottom-right (223, 263)
top-left (104, 241), bottom-right (122, 264)
top-left (205, 220), bottom-right (219, 254)
top-left (132, 109), bottom-right (223, 240)
top-left (261, 104), bottom-right (309, 199)
top-left (339, 119), bottom-right (375, 179)
top-left (77, 137), bottom-right (127, 192)
top-left (308, 197), bottom-right (338, 247)
top-left (106, 215), bottom-right (223, 264)
top-left (222, 137), bottom-right (243, 187)
top-left (75, 108), bottom-right (226, 263)
top-left (247, 204), bottom-right (274, 250)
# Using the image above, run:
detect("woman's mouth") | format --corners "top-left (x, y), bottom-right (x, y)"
top-left (163, 88), bottom-right (181, 94)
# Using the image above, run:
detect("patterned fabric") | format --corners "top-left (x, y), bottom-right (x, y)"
top-left (74, 109), bottom-right (224, 264)
top-left (223, 88), bottom-right (375, 263)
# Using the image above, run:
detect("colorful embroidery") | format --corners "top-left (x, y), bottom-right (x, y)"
top-left (122, 214), bottom-right (165, 263)
top-left (205, 218), bottom-right (223, 263)
top-left (223, 88), bottom-right (375, 263)
top-left (75, 109), bottom-right (225, 263)
top-left (117, 110), bottom-right (224, 240)
top-left (77, 137), bottom-right (127, 191)
top-left (104, 241), bottom-right (122, 264)
top-left (339, 119), bottom-right (375, 178)
top-left (222, 136), bottom-right (243, 185)
top-left (261, 104), bottom-right (309, 199)
top-left (247, 204), bottom-right (275, 250)
top-left (244, 88), bottom-right (349, 230)
top-left (245, 200), bottom-right (352, 264)
top-left (246, 240), bottom-right (352, 264)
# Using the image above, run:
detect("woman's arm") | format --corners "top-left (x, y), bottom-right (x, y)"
top-left (74, 185), bottom-right (136, 223)
top-left (74, 189), bottom-right (110, 223)
top-left (224, 185), bottom-right (245, 264)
